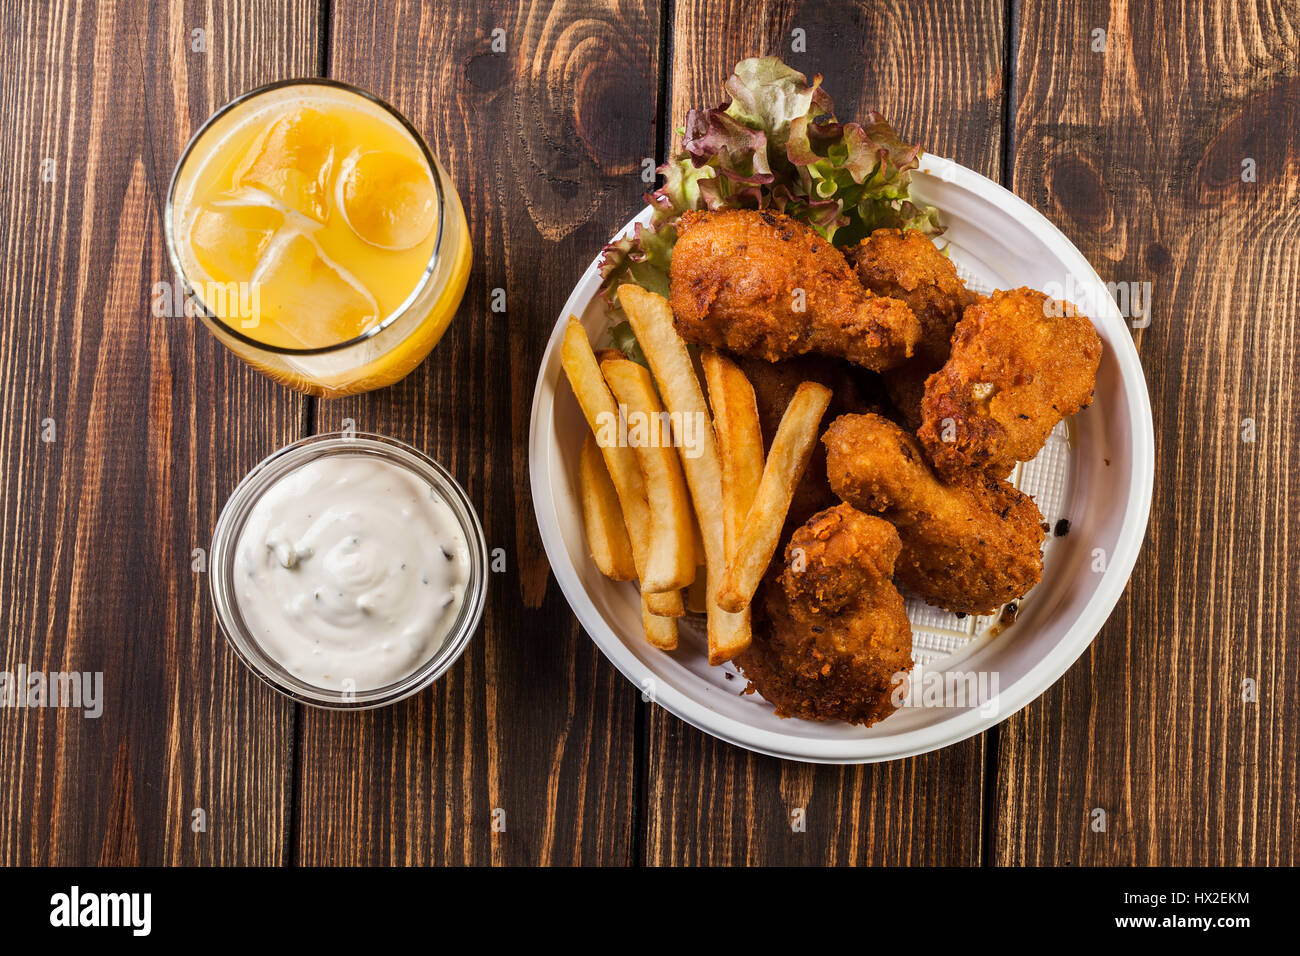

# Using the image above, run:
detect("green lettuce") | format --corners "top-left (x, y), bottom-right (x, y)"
top-left (598, 56), bottom-right (940, 346)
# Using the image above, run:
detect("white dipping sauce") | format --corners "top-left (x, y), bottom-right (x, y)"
top-left (233, 455), bottom-right (470, 691)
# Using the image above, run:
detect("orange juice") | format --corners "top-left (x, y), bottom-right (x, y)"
top-left (167, 81), bottom-right (471, 397)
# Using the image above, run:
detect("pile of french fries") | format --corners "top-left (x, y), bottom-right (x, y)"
top-left (562, 285), bottom-right (831, 665)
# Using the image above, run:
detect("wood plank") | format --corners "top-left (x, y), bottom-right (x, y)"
top-left (292, 0), bottom-right (660, 865)
top-left (0, 0), bottom-right (317, 864)
top-left (993, 0), bottom-right (1300, 865)
top-left (645, 0), bottom-right (1004, 865)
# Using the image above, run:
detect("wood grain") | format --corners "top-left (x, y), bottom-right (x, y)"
top-left (292, 0), bottom-right (661, 865)
top-left (1, 0), bottom-right (1290, 870)
top-left (993, 0), bottom-right (1300, 865)
top-left (644, 0), bottom-right (1005, 866)
top-left (0, 0), bottom-right (317, 865)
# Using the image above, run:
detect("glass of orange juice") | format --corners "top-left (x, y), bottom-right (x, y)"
top-left (166, 79), bottom-right (471, 397)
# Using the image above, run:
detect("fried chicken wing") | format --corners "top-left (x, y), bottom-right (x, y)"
top-left (823, 413), bottom-right (1045, 615)
top-left (737, 503), bottom-right (912, 725)
top-left (848, 228), bottom-right (977, 368)
top-left (668, 209), bottom-right (922, 371)
top-left (846, 228), bottom-right (979, 429)
top-left (918, 288), bottom-right (1102, 478)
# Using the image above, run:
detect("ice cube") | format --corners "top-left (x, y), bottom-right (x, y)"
top-left (188, 199), bottom-right (283, 285)
top-left (235, 107), bottom-right (343, 222)
top-left (249, 230), bottom-right (381, 348)
top-left (337, 149), bottom-right (438, 250)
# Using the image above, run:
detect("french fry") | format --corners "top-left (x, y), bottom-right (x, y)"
top-left (617, 284), bottom-right (751, 663)
top-left (644, 589), bottom-right (683, 617)
top-left (561, 317), bottom-right (684, 619)
top-left (701, 349), bottom-right (765, 559)
top-left (578, 433), bottom-right (636, 581)
top-left (718, 381), bottom-right (832, 613)
top-left (600, 358), bottom-right (696, 592)
top-left (684, 570), bottom-right (709, 615)
top-left (641, 593), bottom-right (679, 650)
top-left (689, 511), bottom-right (706, 569)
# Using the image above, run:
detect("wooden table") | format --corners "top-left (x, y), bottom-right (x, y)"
top-left (1, 0), bottom-right (1294, 866)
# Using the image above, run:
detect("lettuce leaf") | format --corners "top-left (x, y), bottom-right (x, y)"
top-left (598, 56), bottom-right (940, 346)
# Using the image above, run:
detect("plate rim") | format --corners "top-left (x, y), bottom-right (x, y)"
top-left (528, 153), bottom-right (1155, 764)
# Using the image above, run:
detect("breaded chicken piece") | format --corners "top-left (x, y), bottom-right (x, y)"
top-left (738, 503), bottom-right (913, 725)
top-left (847, 228), bottom-right (979, 430)
top-left (918, 288), bottom-right (1102, 478)
top-left (823, 413), bottom-right (1046, 615)
top-left (734, 353), bottom-right (887, 536)
top-left (669, 209), bottom-right (922, 371)
top-left (848, 228), bottom-right (977, 368)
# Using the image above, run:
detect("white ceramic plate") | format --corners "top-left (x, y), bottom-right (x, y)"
top-left (529, 155), bottom-right (1154, 763)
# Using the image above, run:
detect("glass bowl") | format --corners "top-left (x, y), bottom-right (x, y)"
top-left (209, 432), bottom-right (487, 708)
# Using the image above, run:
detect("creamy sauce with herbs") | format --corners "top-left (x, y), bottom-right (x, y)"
top-left (233, 455), bottom-right (469, 690)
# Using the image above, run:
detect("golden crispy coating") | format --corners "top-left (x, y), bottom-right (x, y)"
top-left (738, 503), bottom-right (913, 725)
top-left (918, 288), bottom-right (1102, 478)
top-left (848, 228), bottom-right (977, 367)
top-left (668, 209), bottom-right (922, 371)
top-left (823, 413), bottom-right (1045, 615)
top-left (847, 228), bottom-right (979, 429)
top-left (733, 353), bottom-right (886, 536)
